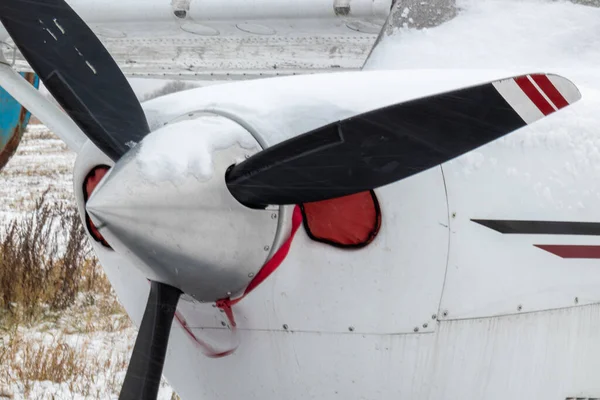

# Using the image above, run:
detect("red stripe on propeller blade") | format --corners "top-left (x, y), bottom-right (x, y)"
top-left (530, 74), bottom-right (569, 109)
top-left (514, 76), bottom-right (555, 116)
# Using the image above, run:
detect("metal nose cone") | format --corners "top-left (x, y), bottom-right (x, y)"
top-left (86, 116), bottom-right (280, 302)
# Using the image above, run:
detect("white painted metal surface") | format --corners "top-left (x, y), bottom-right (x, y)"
top-left (68, 155), bottom-right (600, 399)
top-left (0, 0), bottom-right (393, 79)
top-left (439, 85), bottom-right (600, 320)
top-left (173, 165), bottom-right (448, 335)
top-left (78, 229), bottom-right (600, 400)
top-left (64, 0), bottom-right (391, 21)
top-left (168, 304), bottom-right (600, 400)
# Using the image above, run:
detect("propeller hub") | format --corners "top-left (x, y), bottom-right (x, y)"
top-left (86, 115), bottom-right (280, 302)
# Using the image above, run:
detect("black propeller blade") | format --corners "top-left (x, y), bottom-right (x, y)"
top-left (0, 0), bottom-right (150, 161)
top-left (119, 281), bottom-right (181, 400)
top-left (226, 81), bottom-right (528, 208)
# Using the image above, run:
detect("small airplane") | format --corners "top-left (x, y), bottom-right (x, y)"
top-left (0, 0), bottom-right (599, 399)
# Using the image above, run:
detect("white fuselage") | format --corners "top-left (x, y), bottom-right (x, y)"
top-left (71, 69), bottom-right (600, 399)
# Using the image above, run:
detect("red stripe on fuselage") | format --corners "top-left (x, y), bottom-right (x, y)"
top-left (535, 245), bottom-right (600, 259)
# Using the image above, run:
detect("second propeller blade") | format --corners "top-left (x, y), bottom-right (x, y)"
top-left (226, 74), bottom-right (580, 207)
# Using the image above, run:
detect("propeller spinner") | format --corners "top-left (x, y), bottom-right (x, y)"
top-left (85, 116), bottom-right (281, 302)
top-left (0, 0), bottom-right (581, 399)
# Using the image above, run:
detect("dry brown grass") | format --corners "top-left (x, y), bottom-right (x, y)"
top-left (0, 328), bottom-right (133, 399)
top-left (1, 164), bottom-right (72, 179)
top-left (0, 191), bottom-right (181, 399)
top-left (24, 127), bottom-right (58, 141)
top-left (2, 332), bottom-right (88, 397)
top-left (0, 190), bottom-right (118, 328)
top-left (0, 327), bottom-right (177, 399)
top-left (0, 192), bottom-right (131, 398)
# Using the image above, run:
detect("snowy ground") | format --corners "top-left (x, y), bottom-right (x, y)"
top-left (0, 125), bottom-right (74, 217)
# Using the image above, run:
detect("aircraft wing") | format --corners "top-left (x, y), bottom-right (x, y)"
top-left (0, 0), bottom-right (392, 81)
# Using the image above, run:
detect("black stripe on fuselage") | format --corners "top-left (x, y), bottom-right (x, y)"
top-left (472, 219), bottom-right (600, 236)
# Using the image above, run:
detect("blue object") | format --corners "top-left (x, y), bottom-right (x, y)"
top-left (0, 71), bottom-right (39, 168)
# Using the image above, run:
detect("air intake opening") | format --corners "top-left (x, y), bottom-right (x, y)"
top-left (83, 165), bottom-right (111, 249)
top-left (300, 190), bottom-right (381, 249)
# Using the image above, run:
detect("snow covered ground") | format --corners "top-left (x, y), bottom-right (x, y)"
top-left (3, 0), bottom-right (600, 399)
top-left (0, 125), bottom-right (74, 217)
